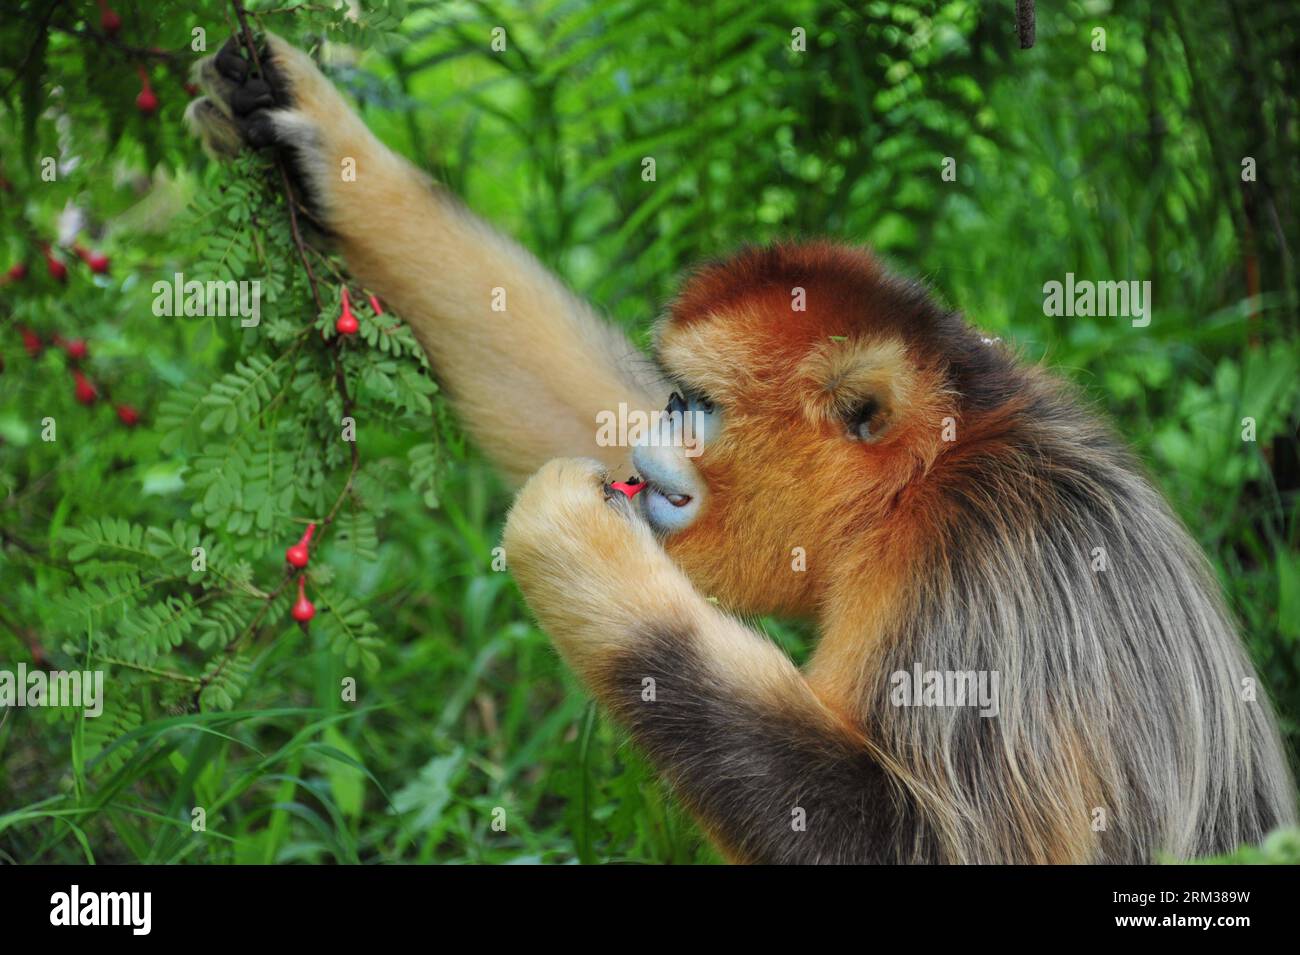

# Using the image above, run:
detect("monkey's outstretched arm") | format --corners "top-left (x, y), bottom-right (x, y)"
top-left (186, 35), bottom-right (661, 485)
top-left (503, 458), bottom-right (923, 863)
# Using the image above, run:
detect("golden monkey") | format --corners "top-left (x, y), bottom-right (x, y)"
top-left (187, 34), bottom-right (1296, 863)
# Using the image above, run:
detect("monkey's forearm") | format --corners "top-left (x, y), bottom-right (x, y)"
top-left (327, 149), bottom-right (660, 483)
top-left (591, 619), bottom-right (920, 864)
top-left (191, 33), bottom-right (659, 485)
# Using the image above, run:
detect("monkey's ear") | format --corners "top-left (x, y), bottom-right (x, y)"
top-left (797, 337), bottom-right (915, 440)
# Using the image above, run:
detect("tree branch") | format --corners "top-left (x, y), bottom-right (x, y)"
top-left (1016, 0), bottom-right (1035, 50)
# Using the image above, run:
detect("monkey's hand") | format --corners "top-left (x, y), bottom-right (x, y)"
top-left (503, 459), bottom-right (699, 679)
top-left (185, 33), bottom-right (392, 233)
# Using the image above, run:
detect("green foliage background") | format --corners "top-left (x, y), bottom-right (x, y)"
top-left (1, 0), bottom-right (1298, 863)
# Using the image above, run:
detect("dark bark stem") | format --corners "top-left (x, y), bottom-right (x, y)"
top-left (230, 0), bottom-right (323, 315)
top-left (1016, 0), bottom-right (1035, 49)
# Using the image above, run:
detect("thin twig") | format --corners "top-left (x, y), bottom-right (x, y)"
top-left (230, 0), bottom-right (323, 314)
top-left (0, 0), bottom-right (63, 100)
top-left (199, 1), bottom-right (362, 705)
top-left (323, 355), bottom-right (361, 530)
top-left (98, 656), bottom-right (203, 685)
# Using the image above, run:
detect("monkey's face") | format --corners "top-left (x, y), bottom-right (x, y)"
top-left (633, 244), bottom-right (954, 617)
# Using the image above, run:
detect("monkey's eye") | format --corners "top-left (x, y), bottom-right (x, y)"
top-left (667, 390), bottom-right (715, 415)
top-left (846, 398), bottom-right (889, 442)
top-left (666, 389), bottom-right (721, 446)
top-left (689, 391), bottom-right (715, 415)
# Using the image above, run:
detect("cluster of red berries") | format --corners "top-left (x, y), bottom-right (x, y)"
top-left (2, 243), bottom-right (111, 287)
top-left (285, 523), bottom-right (318, 624)
top-left (91, 1), bottom-right (161, 115)
top-left (8, 323), bottom-right (140, 426)
top-left (284, 286), bottom-right (391, 624)
top-left (5, 233), bottom-right (136, 423)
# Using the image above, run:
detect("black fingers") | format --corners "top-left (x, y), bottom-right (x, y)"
top-left (215, 37), bottom-right (250, 83)
top-left (216, 37), bottom-right (278, 147)
top-left (231, 79), bottom-right (274, 116)
top-left (241, 112), bottom-right (279, 149)
top-left (206, 35), bottom-right (326, 230)
top-left (215, 36), bottom-right (286, 104)
top-left (212, 34), bottom-right (291, 147)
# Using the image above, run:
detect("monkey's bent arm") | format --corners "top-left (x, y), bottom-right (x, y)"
top-left (594, 615), bottom-right (921, 863)
top-left (502, 458), bottom-right (919, 863)
top-left (190, 35), bottom-right (660, 485)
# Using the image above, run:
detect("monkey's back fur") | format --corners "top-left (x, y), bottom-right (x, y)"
top-left (870, 346), bottom-right (1295, 862)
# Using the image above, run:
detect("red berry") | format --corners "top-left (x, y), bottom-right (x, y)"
top-left (75, 245), bottom-right (110, 274)
top-left (610, 478), bottom-right (647, 499)
top-left (285, 522), bottom-right (317, 569)
top-left (116, 404), bottom-right (140, 426)
top-left (20, 327), bottom-right (42, 358)
top-left (45, 249), bottom-right (67, 282)
top-left (73, 369), bottom-right (97, 405)
top-left (135, 67), bottom-right (159, 116)
top-left (368, 294), bottom-right (384, 316)
top-left (101, 9), bottom-right (121, 36)
top-left (335, 287), bottom-right (359, 335)
top-left (63, 338), bottom-right (89, 361)
top-left (7, 262), bottom-right (27, 282)
top-left (291, 577), bottom-right (315, 622)
top-left (136, 86), bottom-right (159, 115)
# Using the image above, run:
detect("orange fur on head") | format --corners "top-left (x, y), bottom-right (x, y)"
top-left (653, 242), bottom-right (959, 629)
